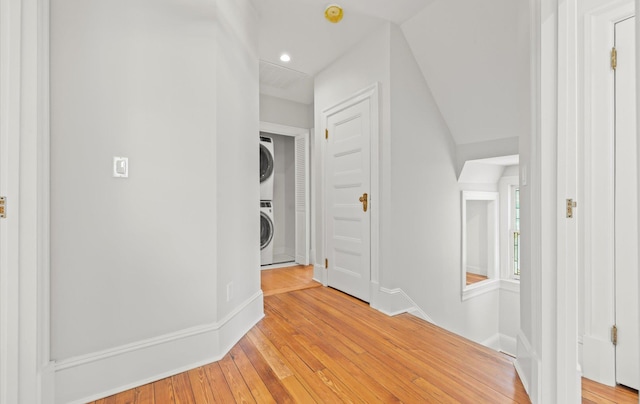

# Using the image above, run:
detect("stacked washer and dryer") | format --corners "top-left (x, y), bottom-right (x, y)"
top-left (260, 136), bottom-right (275, 266)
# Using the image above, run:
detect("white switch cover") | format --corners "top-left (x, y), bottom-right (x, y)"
top-left (113, 157), bottom-right (129, 178)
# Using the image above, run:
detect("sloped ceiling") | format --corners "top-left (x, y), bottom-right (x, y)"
top-left (257, 0), bottom-right (530, 146)
top-left (401, 0), bottom-right (530, 145)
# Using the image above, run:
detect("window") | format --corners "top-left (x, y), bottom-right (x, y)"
top-left (511, 186), bottom-right (520, 279)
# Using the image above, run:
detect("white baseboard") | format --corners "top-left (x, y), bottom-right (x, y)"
top-left (582, 334), bottom-right (615, 386)
top-left (499, 334), bottom-right (517, 357)
top-left (54, 291), bottom-right (264, 404)
top-left (40, 361), bottom-right (56, 404)
top-left (370, 283), bottom-right (435, 324)
top-left (481, 334), bottom-right (502, 351)
top-left (515, 331), bottom-right (541, 401)
top-left (313, 264), bottom-right (326, 285)
top-left (480, 333), bottom-right (517, 357)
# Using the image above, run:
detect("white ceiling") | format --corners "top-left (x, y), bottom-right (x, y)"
top-left (256, 0), bottom-right (433, 75)
top-left (256, 0), bottom-right (530, 147)
top-left (402, 0), bottom-right (530, 145)
top-left (256, 0), bottom-right (436, 105)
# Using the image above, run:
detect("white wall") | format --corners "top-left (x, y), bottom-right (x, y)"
top-left (314, 22), bottom-right (504, 348)
top-left (387, 24), bottom-right (502, 344)
top-left (50, 0), bottom-right (261, 402)
top-left (215, 0), bottom-right (261, 319)
top-left (51, 0), bottom-right (219, 362)
top-left (260, 94), bottom-right (313, 129)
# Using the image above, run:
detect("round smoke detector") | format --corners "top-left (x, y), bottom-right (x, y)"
top-left (324, 4), bottom-right (344, 23)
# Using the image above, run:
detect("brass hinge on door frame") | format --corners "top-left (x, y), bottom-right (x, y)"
top-left (325, 258), bottom-right (328, 269)
top-left (325, 129), bottom-right (328, 140)
top-left (611, 47), bottom-right (618, 70)
top-left (612, 325), bottom-right (618, 346)
top-left (0, 197), bottom-right (6, 218)
top-left (566, 199), bottom-right (577, 218)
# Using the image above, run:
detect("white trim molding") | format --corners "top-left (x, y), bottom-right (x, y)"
top-left (515, 330), bottom-right (541, 400)
top-left (581, 0), bottom-right (634, 387)
top-left (369, 282), bottom-right (435, 324)
top-left (0, 0), bottom-right (52, 402)
top-left (54, 292), bottom-right (264, 404)
top-left (462, 279), bottom-right (501, 301)
top-left (320, 83), bottom-right (380, 302)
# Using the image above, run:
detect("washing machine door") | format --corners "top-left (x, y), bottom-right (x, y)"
top-left (260, 212), bottom-right (274, 250)
top-left (260, 143), bottom-right (274, 183)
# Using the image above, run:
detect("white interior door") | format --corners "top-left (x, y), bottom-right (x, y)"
top-left (325, 97), bottom-right (371, 302)
top-left (614, 15), bottom-right (639, 390)
top-left (295, 134), bottom-right (309, 265)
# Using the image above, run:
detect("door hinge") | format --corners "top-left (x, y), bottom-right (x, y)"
top-left (612, 325), bottom-right (618, 346)
top-left (325, 258), bottom-right (328, 269)
top-left (566, 199), bottom-right (577, 218)
top-left (325, 129), bottom-right (328, 140)
top-left (611, 47), bottom-right (617, 70)
top-left (0, 197), bottom-right (6, 218)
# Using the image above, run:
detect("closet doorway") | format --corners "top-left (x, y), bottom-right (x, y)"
top-left (259, 122), bottom-right (310, 270)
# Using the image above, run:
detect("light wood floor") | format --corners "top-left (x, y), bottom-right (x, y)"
top-left (466, 272), bottom-right (489, 285)
top-left (261, 264), bottom-right (320, 296)
top-left (92, 266), bottom-right (638, 403)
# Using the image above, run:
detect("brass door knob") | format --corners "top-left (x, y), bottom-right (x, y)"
top-left (359, 193), bottom-right (368, 212)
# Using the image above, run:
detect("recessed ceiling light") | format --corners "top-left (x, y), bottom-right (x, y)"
top-left (280, 53), bottom-right (291, 62)
top-left (324, 4), bottom-right (344, 23)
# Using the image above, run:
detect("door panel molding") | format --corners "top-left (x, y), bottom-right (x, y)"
top-left (321, 83), bottom-right (379, 302)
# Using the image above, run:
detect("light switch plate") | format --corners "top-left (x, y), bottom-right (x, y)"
top-left (113, 157), bottom-right (129, 178)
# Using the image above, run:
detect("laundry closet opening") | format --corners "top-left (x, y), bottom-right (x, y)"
top-left (259, 126), bottom-right (311, 270)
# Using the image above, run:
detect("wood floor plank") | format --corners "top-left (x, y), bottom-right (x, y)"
top-left (279, 375), bottom-right (317, 403)
top-left (582, 378), bottom-right (638, 404)
top-left (246, 327), bottom-right (293, 379)
top-left (255, 312), bottom-right (325, 372)
top-left (238, 337), bottom-right (296, 404)
top-left (229, 343), bottom-right (277, 403)
top-left (202, 362), bottom-right (236, 403)
top-left (92, 269), bottom-right (639, 404)
top-left (151, 377), bottom-right (174, 404)
top-left (114, 388), bottom-right (136, 404)
top-left (315, 368), bottom-right (359, 404)
top-left (133, 384), bottom-right (154, 404)
top-left (277, 344), bottom-right (348, 403)
top-left (171, 372), bottom-right (196, 404)
top-left (186, 367), bottom-right (215, 404)
top-left (218, 352), bottom-right (257, 403)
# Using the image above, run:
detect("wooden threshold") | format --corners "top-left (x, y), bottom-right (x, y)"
top-left (261, 264), bottom-right (321, 297)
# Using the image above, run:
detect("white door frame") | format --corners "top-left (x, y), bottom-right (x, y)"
top-left (556, 0), bottom-right (580, 400)
top-left (319, 83), bottom-right (380, 293)
top-left (259, 122), bottom-right (311, 265)
top-left (636, 2), bottom-right (640, 401)
top-left (526, 0), bottom-right (581, 402)
top-left (581, 0), bottom-right (635, 386)
top-left (0, 0), bottom-right (52, 402)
